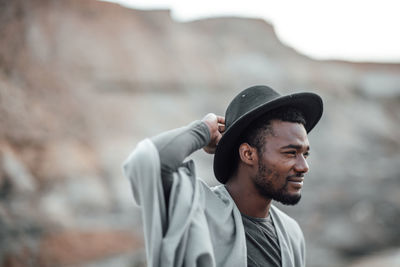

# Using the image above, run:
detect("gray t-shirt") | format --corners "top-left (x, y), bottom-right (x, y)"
top-left (242, 213), bottom-right (282, 267)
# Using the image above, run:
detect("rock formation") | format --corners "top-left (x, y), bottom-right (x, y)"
top-left (1, 0), bottom-right (399, 266)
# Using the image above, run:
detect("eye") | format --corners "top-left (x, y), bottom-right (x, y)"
top-left (284, 151), bottom-right (297, 157)
top-left (303, 152), bottom-right (310, 158)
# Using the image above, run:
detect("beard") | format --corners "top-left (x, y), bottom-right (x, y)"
top-left (253, 162), bottom-right (301, 205)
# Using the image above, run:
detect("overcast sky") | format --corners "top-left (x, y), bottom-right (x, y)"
top-left (102, 0), bottom-right (400, 63)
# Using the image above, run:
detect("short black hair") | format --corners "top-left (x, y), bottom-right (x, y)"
top-left (231, 106), bottom-right (306, 174)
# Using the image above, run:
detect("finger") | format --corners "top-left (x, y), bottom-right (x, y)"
top-left (218, 124), bottom-right (225, 133)
top-left (217, 116), bottom-right (225, 124)
top-left (203, 146), bottom-right (216, 154)
top-left (208, 148), bottom-right (216, 154)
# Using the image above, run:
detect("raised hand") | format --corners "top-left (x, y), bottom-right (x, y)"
top-left (201, 113), bottom-right (225, 154)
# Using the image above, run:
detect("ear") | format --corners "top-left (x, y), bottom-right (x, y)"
top-left (238, 143), bottom-right (258, 166)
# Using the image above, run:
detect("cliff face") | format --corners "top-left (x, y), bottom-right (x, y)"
top-left (1, 0), bottom-right (400, 266)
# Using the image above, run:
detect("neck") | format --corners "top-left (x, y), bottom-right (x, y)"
top-left (225, 171), bottom-right (272, 218)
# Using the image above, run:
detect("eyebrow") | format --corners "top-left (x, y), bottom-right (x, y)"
top-left (280, 144), bottom-right (310, 151)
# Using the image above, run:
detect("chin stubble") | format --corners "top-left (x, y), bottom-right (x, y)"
top-left (254, 163), bottom-right (301, 206)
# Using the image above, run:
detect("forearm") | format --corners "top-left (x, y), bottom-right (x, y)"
top-left (151, 120), bottom-right (210, 208)
top-left (151, 120), bottom-right (211, 171)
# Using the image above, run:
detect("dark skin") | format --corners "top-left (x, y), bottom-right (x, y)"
top-left (202, 114), bottom-right (310, 218)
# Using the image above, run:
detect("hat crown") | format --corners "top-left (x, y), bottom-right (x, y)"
top-left (214, 84), bottom-right (323, 184)
top-left (225, 85), bottom-right (281, 129)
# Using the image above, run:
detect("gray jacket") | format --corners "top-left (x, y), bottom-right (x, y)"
top-left (123, 138), bottom-right (305, 267)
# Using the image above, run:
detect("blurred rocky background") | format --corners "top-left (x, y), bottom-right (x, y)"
top-left (1, 0), bottom-right (400, 266)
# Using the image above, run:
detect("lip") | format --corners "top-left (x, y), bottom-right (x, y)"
top-left (287, 177), bottom-right (304, 183)
top-left (287, 177), bottom-right (304, 189)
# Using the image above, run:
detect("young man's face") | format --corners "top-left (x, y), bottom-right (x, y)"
top-left (252, 120), bottom-right (310, 205)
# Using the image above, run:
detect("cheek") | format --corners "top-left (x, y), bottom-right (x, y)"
top-left (269, 162), bottom-right (291, 176)
top-left (273, 158), bottom-right (294, 172)
top-left (271, 171), bottom-right (281, 182)
top-left (267, 165), bottom-right (286, 182)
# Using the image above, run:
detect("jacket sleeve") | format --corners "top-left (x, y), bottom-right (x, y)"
top-left (150, 120), bottom-right (210, 207)
top-left (123, 120), bottom-right (210, 205)
top-left (151, 120), bottom-right (210, 170)
top-left (122, 139), bottom-right (166, 267)
top-left (122, 121), bottom-right (211, 267)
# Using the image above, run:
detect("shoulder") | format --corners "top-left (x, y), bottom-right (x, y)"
top-left (197, 183), bottom-right (227, 201)
top-left (210, 185), bottom-right (230, 201)
top-left (196, 183), bottom-right (236, 212)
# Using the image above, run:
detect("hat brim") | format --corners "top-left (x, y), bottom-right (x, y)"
top-left (213, 92), bottom-right (323, 184)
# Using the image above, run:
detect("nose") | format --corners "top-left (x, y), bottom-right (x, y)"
top-left (294, 154), bottom-right (309, 174)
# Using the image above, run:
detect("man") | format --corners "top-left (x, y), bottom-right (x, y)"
top-left (123, 85), bottom-right (323, 267)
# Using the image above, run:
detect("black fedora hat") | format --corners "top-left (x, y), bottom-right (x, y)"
top-left (213, 85), bottom-right (323, 184)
